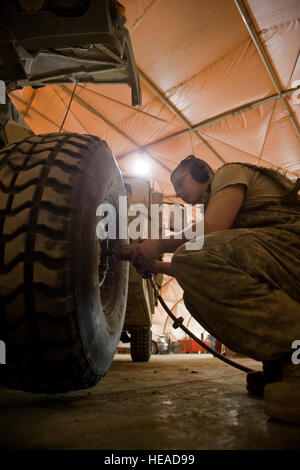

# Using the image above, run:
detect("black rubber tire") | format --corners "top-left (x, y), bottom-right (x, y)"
top-left (130, 328), bottom-right (152, 362)
top-left (0, 132), bottom-right (129, 393)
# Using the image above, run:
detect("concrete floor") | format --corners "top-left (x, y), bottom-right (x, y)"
top-left (0, 353), bottom-right (300, 450)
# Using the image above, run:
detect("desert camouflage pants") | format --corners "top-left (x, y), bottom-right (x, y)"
top-left (172, 214), bottom-right (300, 362)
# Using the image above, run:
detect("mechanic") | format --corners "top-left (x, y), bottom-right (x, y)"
top-left (132, 155), bottom-right (300, 424)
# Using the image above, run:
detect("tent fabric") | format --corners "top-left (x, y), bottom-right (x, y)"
top-left (9, 0), bottom-right (300, 340)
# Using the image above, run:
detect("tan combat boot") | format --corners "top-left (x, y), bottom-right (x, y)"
top-left (264, 362), bottom-right (300, 424)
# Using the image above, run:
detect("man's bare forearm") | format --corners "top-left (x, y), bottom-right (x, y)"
top-left (153, 261), bottom-right (174, 277)
top-left (156, 238), bottom-right (185, 254)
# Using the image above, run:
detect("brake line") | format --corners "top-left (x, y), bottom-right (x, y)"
top-left (147, 275), bottom-right (254, 374)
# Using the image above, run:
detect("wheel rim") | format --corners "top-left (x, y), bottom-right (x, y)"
top-left (97, 238), bottom-right (119, 315)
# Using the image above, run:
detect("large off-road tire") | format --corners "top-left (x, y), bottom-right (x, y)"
top-left (0, 132), bottom-right (129, 393)
top-left (130, 328), bottom-right (152, 362)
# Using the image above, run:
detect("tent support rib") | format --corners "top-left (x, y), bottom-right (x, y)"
top-left (10, 94), bottom-right (67, 131)
top-left (23, 89), bottom-right (37, 118)
top-left (234, 0), bottom-right (300, 139)
top-left (139, 67), bottom-right (226, 164)
top-left (60, 85), bottom-right (172, 174)
top-left (118, 87), bottom-right (299, 160)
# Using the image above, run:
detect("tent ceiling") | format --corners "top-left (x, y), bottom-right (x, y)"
top-left (9, 0), bottom-right (300, 339)
top-left (11, 0), bottom-right (300, 196)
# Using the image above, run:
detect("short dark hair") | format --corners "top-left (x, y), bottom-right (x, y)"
top-left (171, 155), bottom-right (214, 184)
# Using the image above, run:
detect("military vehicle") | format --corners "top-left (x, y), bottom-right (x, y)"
top-left (0, 0), bottom-right (162, 393)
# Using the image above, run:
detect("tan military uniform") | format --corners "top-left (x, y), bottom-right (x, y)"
top-left (172, 163), bottom-right (300, 362)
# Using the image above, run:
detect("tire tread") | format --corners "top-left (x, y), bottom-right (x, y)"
top-left (0, 133), bottom-right (106, 393)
